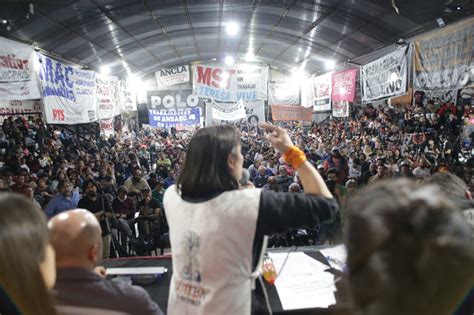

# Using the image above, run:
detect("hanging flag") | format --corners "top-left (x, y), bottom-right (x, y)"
top-left (0, 37), bottom-right (41, 100)
top-left (332, 69), bottom-right (357, 102)
top-left (210, 98), bottom-right (246, 121)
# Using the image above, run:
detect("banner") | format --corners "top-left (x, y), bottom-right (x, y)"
top-left (0, 37), bottom-right (41, 100)
top-left (97, 74), bottom-right (120, 119)
top-left (271, 105), bottom-right (312, 121)
top-left (332, 69), bottom-right (357, 102)
top-left (414, 89), bottom-right (457, 106)
top-left (388, 87), bottom-right (413, 106)
top-left (192, 63), bottom-right (268, 102)
top-left (205, 99), bottom-right (265, 125)
top-left (119, 80), bottom-right (137, 112)
top-left (0, 99), bottom-right (42, 124)
top-left (99, 118), bottom-right (114, 138)
top-left (313, 72), bottom-right (332, 112)
top-left (301, 76), bottom-right (314, 108)
top-left (38, 54), bottom-right (97, 124)
top-left (147, 89), bottom-right (204, 118)
top-left (361, 47), bottom-right (408, 102)
top-left (155, 65), bottom-right (190, 87)
top-left (210, 99), bottom-right (246, 121)
top-left (148, 107), bottom-right (200, 128)
top-left (413, 17), bottom-right (474, 90)
top-left (268, 82), bottom-right (300, 105)
top-left (332, 101), bottom-right (349, 118)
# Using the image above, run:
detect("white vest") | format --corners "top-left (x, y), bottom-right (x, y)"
top-left (164, 186), bottom-right (261, 315)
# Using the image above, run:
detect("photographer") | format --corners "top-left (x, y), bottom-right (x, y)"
top-left (77, 179), bottom-right (113, 259)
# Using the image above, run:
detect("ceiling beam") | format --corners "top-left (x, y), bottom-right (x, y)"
top-left (90, 0), bottom-right (164, 69)
top-left (182, 0), bottom-right (202, 61)
top-left (234, 0), bottom-right (259, 58)
top-left (34, 6), bottom-right (142, 74)
top-left (254, 0), bottom-right (298, 57)
top-left (143, 0), bottom-right (184, 65)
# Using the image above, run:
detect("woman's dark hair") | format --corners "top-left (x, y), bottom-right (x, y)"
top-left (0, 193), bottom-right (57, 315)
top-left (178, 125), bottom-right (240, 199)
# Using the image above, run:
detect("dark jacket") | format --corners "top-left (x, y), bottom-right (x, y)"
top-left (53, 267), bottom-right (163, 315)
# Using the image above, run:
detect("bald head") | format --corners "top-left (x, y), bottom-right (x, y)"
top-left (48, 209), bottom-right (103, 270)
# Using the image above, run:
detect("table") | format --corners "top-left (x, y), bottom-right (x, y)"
top-left (103, 246), bottom-right (352, 314)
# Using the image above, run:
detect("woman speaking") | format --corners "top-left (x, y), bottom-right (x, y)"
top-left (164, 123), bottom-right (337, 315)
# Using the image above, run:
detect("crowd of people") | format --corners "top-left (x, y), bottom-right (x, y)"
top-left (0, 93), bottom-right (473, 314)
top-left (0, 94), bottom-right (472, 249)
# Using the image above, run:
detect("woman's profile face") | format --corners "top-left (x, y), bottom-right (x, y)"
top-left (229, 144), bottom-right (244, 182)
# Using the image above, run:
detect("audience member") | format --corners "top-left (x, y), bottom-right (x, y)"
top-left (344, 179), bottom-right (474, 315)
top-left (49, 209), bottom-right (163, 314)
top-left (45, 180), bottom-right (80, 219)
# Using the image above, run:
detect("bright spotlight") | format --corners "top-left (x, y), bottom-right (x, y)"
top-left (325, 60), bottom-right (336, 70)
top-left (245, 51), bottom-right (255, 61)
top-left (225, 55), bottom-right (235, 66)
top-left (226, 21), bottom-right (239, 36)
top-left (100, 65), bottom-right (111, 75)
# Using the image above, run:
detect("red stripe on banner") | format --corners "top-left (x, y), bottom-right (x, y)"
top-left (271, 104), bottom-right (312, 121)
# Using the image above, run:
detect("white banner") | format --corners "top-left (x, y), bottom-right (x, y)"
top-left (313, 72), bottom-right (332, 112)
top-left (208, 99), bottom-right (246, 121)
top-left (268, 81), bottom-right (300, 105)
top-left (192, 63), bottom-right (268, 102)
top-left (96, 74), bottom-right (120, 119)
top-left (0, 37), bottom-right (41, 100)
top-left (332, 101), bottom-right (349, 118)
top-left (361, 47), bottom-right (408, 102)
top-left (0, 99), bottom-right (42, 124)
top-left (155, 65), bottom-right (190, 87)
top-left (301, 76), bottom-right (314, 108)
top-left (100, 118), bottom-right (114, 138)
top-left (119, 80), bottom-right (137, 112)
top-left (205, 99), bottom-right (265, 125)
top-left (38, 54), bottom-right (97, 124)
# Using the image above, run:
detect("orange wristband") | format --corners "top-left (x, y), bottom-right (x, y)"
top-left (283, 146), bottom-right (307, 169)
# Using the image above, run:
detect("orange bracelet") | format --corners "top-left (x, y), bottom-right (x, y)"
top-left (283, 146), bottom-right (307, 169)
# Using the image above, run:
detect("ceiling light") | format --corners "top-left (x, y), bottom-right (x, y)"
top-left (1, 20), bottom-right (7, 24)
top-left (245, 51), bottom-right (255, 61)
top-left (100, 65), bottom-right (110, 75)
top-left (226, 21), bottom-right (239, 36)
top-left (291, 67), bottom-right (306, 81)
top-left (325, 60), bottom-right (336, 70)
top-left (225, 55), bottom-right (235, 66)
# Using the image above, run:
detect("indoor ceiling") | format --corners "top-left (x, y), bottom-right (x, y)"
top-left (1, 0), bottom-right (473, 80)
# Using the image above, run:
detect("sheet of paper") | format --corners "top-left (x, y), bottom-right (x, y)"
top-left (268, 252), bottom-right (337, 310)
top-left (319, 245), bottom-right (347, 272)
top-left (106, 267), bottom-right (167, 275)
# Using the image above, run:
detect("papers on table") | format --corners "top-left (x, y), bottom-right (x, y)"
top-left (319, 245), bottom-right (347, 272)
top-left (106, 267), bottom-right (167, 275)
top-left (268, 251), bottom-right (336, 310)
